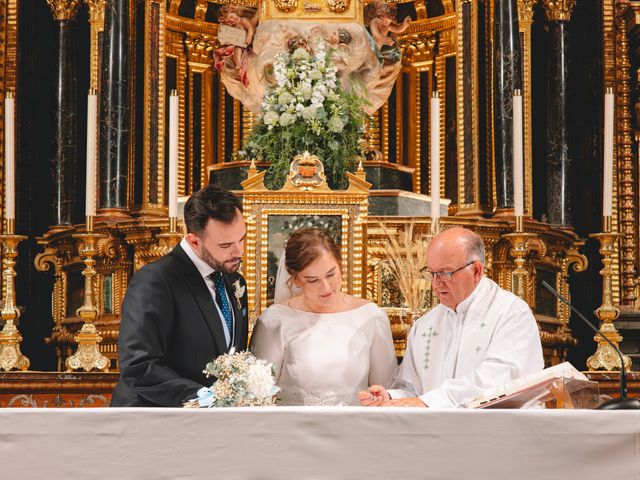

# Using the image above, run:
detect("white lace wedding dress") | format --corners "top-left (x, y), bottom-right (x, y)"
top-left (250, 303), bottom-right (397, 406)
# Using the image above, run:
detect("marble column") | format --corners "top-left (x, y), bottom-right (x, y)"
top-left (542, 0), bottom-right (576, 227)
top-left (99, 0), bottom-right (130, 212)
top-left (493, 0), bottom-right (523, 211)
top-left (47, 0), bottom-right (80, 227)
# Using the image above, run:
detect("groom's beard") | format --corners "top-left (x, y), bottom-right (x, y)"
top-left (199, 246), bottom-right (242, 274)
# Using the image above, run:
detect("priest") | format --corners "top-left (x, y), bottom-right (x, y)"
top-left (359, 227), bottom-right (544, 408)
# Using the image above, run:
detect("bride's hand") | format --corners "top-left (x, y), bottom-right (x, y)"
top-left (358, 385), bottom-right (390, 406)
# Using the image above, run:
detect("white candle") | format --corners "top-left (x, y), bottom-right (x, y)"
top-left (4, 91), bottom-right (15, 220)
top-left (430, 91), bottom-right (440, 220)
top-left (603, 87), bottom-right (614, 217)
top-left (513, 89), bottom-right (524, 217)
top-left (168, 90), bottom-right (179, 219)
top-left (85, 89), bottom-right (97, 217)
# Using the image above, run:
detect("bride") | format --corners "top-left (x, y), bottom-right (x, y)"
top-left (250, 227), bottom-right (397, 406)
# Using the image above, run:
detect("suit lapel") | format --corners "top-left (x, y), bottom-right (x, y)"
top-left (172, 244), bottom-right (228, 354)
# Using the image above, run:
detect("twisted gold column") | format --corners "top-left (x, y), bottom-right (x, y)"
top-left (66, 216), bottom-right (109, 371)
top-left (0, 219), bottom-right (29, 371)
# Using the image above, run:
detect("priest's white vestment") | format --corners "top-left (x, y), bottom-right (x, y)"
top-left (389, 276), bottom-right (544, 408)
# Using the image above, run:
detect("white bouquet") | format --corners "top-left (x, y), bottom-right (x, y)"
top-left (184, 350), bottom-right (279, 408)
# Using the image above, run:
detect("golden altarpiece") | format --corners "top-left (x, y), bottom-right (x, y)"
top-left (0, 0), bottom-right (639, 406)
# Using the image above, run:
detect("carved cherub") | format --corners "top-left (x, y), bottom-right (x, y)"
top-left (217, 5), bottom-right (257, 68)
top-left (368, 1), bottom-right (410, 51)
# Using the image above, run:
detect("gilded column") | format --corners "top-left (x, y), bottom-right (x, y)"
top-left (604, 0), bottom-right (619, 305)
top-left (456, 0), bottom-right (482, 215)
top-left (542, 0), bottom-right (576, 227)
top-left (86, 0), bottom-right (106, 90)
top-left (518, 0), bottom-right (536, 217)
top-left (493, 0), bottom-right (522, 212)
top-left (99, 0), bottom-right (130, 213)
top-left (185, 34), bottom-right (214, 192)
top-left (47, 0), bottom-right (81, 228)
top-left (615, 1), bottom-right (637, 306)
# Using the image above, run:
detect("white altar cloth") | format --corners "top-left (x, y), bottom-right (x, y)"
top-left (1, 407), bottom-right (638, 480)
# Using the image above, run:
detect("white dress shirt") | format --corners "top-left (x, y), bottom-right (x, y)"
top-left (389, 276), bottom-right (544, 408)
top-left (180, 238), bottom-right (234, 347)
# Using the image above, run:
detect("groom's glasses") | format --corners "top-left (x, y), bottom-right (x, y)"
top-left (421, 261), bottom-right (475, 282)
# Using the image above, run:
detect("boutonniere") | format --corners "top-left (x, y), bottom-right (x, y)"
top-left (232, 279), bottom-right (245, 309)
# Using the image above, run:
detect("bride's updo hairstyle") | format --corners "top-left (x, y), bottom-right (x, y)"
top-left (285, 228), bottom-right (342, 280)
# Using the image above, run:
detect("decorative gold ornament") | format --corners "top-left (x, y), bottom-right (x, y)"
top-left (326, 0), bottom-right (349, 14)
top-left (156, 217), bottom-right (183, 252)
top-left (46, 0), bottom-right (81, 21)
top-left (503, 216), bottom-right (537, 300)
top-left (0, 222), bottom-right (29, 372)
top-left (542, 0), bottom-right (577, 21)
top-left (66, 217), bottom-right (109, 372)
top-left (274, 0), bottom-right (298, 12)
top-left (586, 220), bottom-right (632, 371)
top-left (285, 151), bottom-right (328, 191)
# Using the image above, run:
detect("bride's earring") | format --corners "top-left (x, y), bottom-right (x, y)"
top-left (293, 283), bottom-right (302, 295)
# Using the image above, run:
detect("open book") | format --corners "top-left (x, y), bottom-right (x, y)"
top-left (466, 362), bottom-right (599, 409)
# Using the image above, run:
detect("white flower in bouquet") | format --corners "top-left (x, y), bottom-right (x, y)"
top-left (279, 112), bottom-right (296, 126)
top-left (263, 110), bottom-right (279, 127)
top-left (327, 116), bottom-right (344, 133)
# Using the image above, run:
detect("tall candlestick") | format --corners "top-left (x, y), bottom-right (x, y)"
top-left (430, 91), bottom-right (440, 221)
top-left (169, 90), bottom-right (179, 219)
top-left (513, 89), bottom-right (524, 217)
top-left (4, 91), bottom-right (15, 221)
top-left (85, 88), bottom-right (97, 217)
top-left (603, 87), bottom-right (614, 218)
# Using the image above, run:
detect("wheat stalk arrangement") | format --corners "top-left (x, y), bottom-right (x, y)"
top-left (380, 221), bottom-right (432, 319)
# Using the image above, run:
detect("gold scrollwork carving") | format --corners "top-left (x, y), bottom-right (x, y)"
top-left (185, 34), bottom-right (216, 64)
top-left (274, 0), bottom-right (298, 12)
top-left (326, 0), bottom-right (349, 14)
top-left (46, 0), bottom-right (81, 20)
top-left (541, 0), bottom-right (577, 21)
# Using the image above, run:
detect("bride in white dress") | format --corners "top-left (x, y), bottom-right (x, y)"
top-left (250, 228), bottom-right (397, 406)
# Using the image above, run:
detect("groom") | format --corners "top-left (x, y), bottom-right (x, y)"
top-left (111, 186), bottom-right (248, 407)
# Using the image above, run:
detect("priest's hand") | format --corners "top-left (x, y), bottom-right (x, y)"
top-left (379, 397), bottom-right (427, 407)
top-left (357, 385), bottom-right (390, 406)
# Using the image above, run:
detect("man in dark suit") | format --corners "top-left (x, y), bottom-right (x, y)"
top-left (111, 186), bottom-right (248, 407)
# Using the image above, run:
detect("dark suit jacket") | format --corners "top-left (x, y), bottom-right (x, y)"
top-left (111, 244), bottom-right (248, 407)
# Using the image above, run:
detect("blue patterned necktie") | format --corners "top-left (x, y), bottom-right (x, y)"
top-left (210, 271), bottom-right (233, 336)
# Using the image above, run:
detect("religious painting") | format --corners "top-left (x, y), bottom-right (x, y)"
top-left (265, 214), bottom-right (342, 305)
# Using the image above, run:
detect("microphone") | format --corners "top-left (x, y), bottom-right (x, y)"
top-left (541, 280), bottom-right (639, 409)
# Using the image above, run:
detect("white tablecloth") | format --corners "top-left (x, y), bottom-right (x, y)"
top-left (1, 407), bottom-right (638, 479)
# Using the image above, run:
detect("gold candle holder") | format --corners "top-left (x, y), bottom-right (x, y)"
top-left (0, 219), bottom-right (30, 371)
top-left (430, 217), bottom-right (441, 237)
top-left (66, 216), bottom-right (109, 372)
top-left (503, 216), bottom-right (536, 300)
top-left (156, 216), bottom-right (182, 251)
top-left (587, 217), bottom-right (631, 371)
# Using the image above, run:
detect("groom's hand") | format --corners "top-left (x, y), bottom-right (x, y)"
top-left (358, 385), bottom-right (390, 406)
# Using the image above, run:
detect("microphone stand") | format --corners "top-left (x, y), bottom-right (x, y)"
top-left (541, 281), bottom-right (639, 409)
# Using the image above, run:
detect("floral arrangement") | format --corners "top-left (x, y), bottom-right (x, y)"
top-left (184, 350), bottom-right (279, 408)
top-left (241, 38), bottom-right (368, 190)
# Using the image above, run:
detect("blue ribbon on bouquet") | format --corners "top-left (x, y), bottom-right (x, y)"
top-left (196, 387), bottom-right (215, 408)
